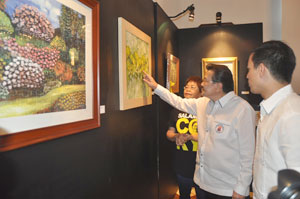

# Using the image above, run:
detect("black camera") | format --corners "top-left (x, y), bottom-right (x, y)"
top-left (268, 169), bottom-right (300, 199)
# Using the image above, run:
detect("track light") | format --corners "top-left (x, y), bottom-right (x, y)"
top-left (188, 5), bottom-right (195, 21)
top-left (216, 12), bottom-right (222, 25)
top-left (169, 4), bottom-right (195, 21)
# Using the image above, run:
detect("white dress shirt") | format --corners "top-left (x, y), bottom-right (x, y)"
top-left (155, 85), bottom-right (255, 196)
top-left (253, 85), bottom-right (300, 199)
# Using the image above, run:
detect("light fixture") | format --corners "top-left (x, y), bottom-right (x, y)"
top-left (216, 12), bottom-right (222, 25)
top-left (199, 12), bottom-right (233, 27)
top-left (169, 4), bottom-right (195, 21)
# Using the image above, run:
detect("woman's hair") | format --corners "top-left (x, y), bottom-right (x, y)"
top-left (185, 76), bottom-right (203, 91)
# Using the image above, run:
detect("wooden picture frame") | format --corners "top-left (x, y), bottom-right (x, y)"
top-left (166, 53), bottom-right (180, 93)
top-left (0, 0), bottom-right (100, 151)
top-left (202, 57), bottom-right (238, 94)
top-left (118, 17), bottom-right (152, 110)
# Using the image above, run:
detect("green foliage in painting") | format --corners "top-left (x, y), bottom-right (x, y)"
top-left (0, 1), bottom-right (87, 114)
top-left (50, 36), bottom-right (67, 51)
top-left (125, 31), bottom-right (150, 99)
top-left (0, 47), bottom-right (11, 81)
top-left (126, 46), bottom-right (149, 80)
top-left (15, 34), bottom-right (49, 48)
top-left (59, 5), bottom-right (85, 49)
top-left (0, 10), bottom-right (13, 38)
top-left (59, 5), bottom-right (72, 47)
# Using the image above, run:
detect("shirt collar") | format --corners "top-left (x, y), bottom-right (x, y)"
top-left (210, 91), bottom-right (235, 108)
top-left (260, 84), bottom-right (293, 115)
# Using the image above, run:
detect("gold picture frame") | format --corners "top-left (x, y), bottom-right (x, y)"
top-left (166, 53), bottom-right (180, 93)
top-left (118, 17), bottom-right (152, 110)
top-left (202, 57), bottom-right (238, 94)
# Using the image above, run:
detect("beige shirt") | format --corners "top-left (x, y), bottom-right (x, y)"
top-left (155, 85), bottom-right (255, 196)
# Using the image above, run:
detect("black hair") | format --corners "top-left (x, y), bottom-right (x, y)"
top-left (206, 64), bottom-right (234, 93)
top-left (185, 76), bottom-right (202, 91)
top-left (252, 40), bottom-right (296, 83)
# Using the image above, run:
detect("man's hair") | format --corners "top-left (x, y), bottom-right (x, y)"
top-left (185, 76), bottom-right (202, 91)
top-left (252, 40), bottom-right (296, 83)
top-left (206, 64), bottom-right (234, 93)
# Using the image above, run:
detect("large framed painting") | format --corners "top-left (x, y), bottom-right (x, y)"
top-left (202, 57), bottom-right (238, 94)
top-left (118, 17), bottom-right (152, 110)
top-left (166, 53), bottom-right (179, 93)
top-left (0, 0), bottom-right (100, 151)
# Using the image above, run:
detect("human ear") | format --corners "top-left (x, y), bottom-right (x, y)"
top-left (258, 63), bottom-right (267, 77)
top-left (216, 82), bottom-right (223, 92)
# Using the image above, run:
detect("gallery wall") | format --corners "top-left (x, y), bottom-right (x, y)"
top-left (0, 1), bottom-right (264, 199)
top-left (0, 0), bottom-right (176, 199)
top-left (155, 4), bottom-right (180, 199)
top-left (177, 23), bottom-right (263, 109)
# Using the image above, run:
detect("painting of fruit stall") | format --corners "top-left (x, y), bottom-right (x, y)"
top-left (0, 0), bottom-right (99, 146)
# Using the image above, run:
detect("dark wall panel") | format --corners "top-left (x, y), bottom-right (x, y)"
top-left (155, 4), bottom-right (179, 199)
top-left (177, 23), bottom-right (263, 108)
top-left (0, 0), bottom-right (158, 199)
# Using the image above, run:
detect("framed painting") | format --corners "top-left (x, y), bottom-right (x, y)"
top-left (166, 53), bottom-right (180, 93)
top-left (202, 57), bottom-right (238, 94)
top-left (0, 0), bottom-right (100, 151)
top-left (118, 17), bottom-right (152, 110)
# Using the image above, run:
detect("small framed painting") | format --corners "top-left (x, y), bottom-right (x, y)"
top-left (166, 53), bottom-right (180, 93)
top-left (118, 17), bottom-right (152, 110)
top-left (202, 57), bottom-right (238, 94)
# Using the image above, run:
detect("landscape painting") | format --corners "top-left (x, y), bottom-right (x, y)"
top-left (0, 0), bottom-right (98, 138)
top-left (118, 17), bottom-right (152, 110)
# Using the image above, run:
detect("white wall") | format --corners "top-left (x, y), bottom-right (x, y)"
top-left (154, 0), bottom-right (281, 41)
top-left (282, 0), bottom-right (300, 93)
top-left (155, 0), bottom-right (300, 93)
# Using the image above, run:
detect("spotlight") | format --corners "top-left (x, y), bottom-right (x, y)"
top-left (169, 4), bottom-right (195, 21)
top-left (216, 12), bottom-right (222, 25)
top-left (188, 5), bottom-right (195, 21)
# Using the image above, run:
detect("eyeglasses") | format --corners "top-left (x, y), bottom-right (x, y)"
top-left (183, 86), bottom-right (198, 90)
top-left (203, 78), bottom-right (216, 84)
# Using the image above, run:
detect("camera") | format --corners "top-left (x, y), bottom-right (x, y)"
top-left (268, 169), bottom-right (300, 199)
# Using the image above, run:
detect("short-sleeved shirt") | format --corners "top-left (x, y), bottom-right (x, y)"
top-left (168, 108), bottom-right (198, 178)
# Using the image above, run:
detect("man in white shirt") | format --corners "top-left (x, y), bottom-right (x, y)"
top-left (144, 65), bottom-right (255, 199)
top-left (247, 40), bottom-right (300, 199)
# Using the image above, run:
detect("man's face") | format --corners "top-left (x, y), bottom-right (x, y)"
top-left (246, 54), bottom-right (260, 94)
top-left (201, 70), bottom-right (218, 99)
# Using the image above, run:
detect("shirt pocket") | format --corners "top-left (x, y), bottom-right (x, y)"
top-left (212, 120), bottom-right (231, 139)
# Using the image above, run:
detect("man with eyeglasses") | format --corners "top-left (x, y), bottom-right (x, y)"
top-left (143, 64), bottom-right (255, 199)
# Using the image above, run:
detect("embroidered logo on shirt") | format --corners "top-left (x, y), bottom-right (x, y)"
top-left (215, 123), bottom-right (224, 134)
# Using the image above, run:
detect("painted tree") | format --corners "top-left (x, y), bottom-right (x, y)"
top-left (59, 5), bottom-right (85, 48)
top-left (50, 36), bottom-right (67, 52)
top-left (59, 5), bottom-right (73, 47)
top-left (0, 10), bottom-right (14, 38)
